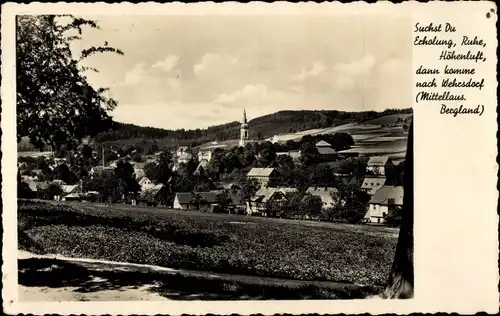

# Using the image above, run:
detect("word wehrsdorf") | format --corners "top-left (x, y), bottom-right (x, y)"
top-left (442, 78), bottom-right (484, 90)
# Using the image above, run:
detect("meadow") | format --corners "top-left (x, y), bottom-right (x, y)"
top-left (18, 200), bottom-right (398, 289)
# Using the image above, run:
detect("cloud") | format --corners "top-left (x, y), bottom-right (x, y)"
top-left (124, 62), bottom-right (147, 85)
top-left (153, 55), bottom-right (180, 72)
top-left (214, 84), bottom-right (268, 107)
top-left (291, 62), bottom-right (327, 82)
top-left (332, 55), bottom-right (377, 91)
top-left (193, 53), bottom-right (221, 75)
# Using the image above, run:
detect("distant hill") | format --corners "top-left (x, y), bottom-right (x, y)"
top-left (94, 108), bottom-right (412, 147)
top-left (19, 108), bottom-right (413, 151)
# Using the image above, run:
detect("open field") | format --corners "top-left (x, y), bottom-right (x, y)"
top-left (18, 200), bottom-right (398, 292)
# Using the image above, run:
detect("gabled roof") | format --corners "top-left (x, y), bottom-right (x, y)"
top-left (22, 179), bottom-right (38, 192)
top-left (367, 156), bottom-right (391, 166)
top-left (315, 140), bottom-right (332, 147)
top-left (61, 184), bottom-right (79, 194)
top-left (175, 192), bottom-right (192, 204)
top-left (138, 177), bottom-right (151, 186)
top-left (305, 187), bottom-right (339, 206)
top-left (252, 187), bottom-right (297, 203)
top-left (247, 168), bottom-right (275, 177)
top-left (195, 160), bottom-right (209, 174)
top-left (133, 162), bottom-right (146, 169)
top-left (178, 152), bottom-right (192, 160)
top-left (361, 177), bottom-right (387, 195)
top-left (369, 185), bottom-right (404, 205)
top-left (317, 147), bottom-right (336, 155)
top-left (50, 179), bottom-right (67, 186)
top-left (175, 190), bottom-right (222, 205)
top-left (139, 184), bottom-right (165, 199)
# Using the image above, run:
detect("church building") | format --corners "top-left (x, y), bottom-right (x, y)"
top-left (239, 109), bottom-right (250, 147)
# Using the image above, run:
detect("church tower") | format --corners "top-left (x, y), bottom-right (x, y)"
top-left (239, 109), bottom-right (249, 147)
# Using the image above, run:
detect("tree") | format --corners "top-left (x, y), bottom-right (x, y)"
top-left (299, 142), bottom-right (320, 166)
top-left (215, 190), bottom-right (232, 213)
top-left (114, 160), bottom-right (140, 198)
top-left (16, 15), bottom-right (124, 150)
top-left (53, 163), bottom-right (78, 184)
top-left (334, 184), bottom-right (370, 224)
top-left (383, 120), bottom-right (413, 299)
top-left (300, 194), bottom-right (323, 219)
top-left (190, 193), bottom-right (206, 211)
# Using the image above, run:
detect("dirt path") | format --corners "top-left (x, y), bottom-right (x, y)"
top-left (18, 250), bottom-right (381, 301)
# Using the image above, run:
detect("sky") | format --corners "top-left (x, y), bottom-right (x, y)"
top-left (71, 14), bottom-right (412, 130)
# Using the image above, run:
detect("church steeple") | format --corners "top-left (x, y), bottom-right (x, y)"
top-left (239, 108), bottom-right (249, 147)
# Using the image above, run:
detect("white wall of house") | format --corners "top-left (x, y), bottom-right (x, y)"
top-left (368, 203), bottom-right (389, 223)
top-left (367, 165), bottom-right (386, 176)
top-left (173, 196), bottom-right (188, 209)
top-left (198, 150), bottom-right (212, 162)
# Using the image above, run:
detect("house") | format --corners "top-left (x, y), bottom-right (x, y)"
top-left (50, 179), bottom-right (67, 187)
top-left (138, 176), bottom-right (153, 189)
top-left (138, 184), bottom-right (167, 206)
top-left (176, 146), bottom-right (189, 158)
top-left (62, 192), bottom-right (83, 202)
top-left (20, 179), bottom-right (48, 198)
top-left (197, 148), bottom-right (214, 162)
top-left (304, 187), bottom-right (339, 210)
top-left (246, 168), bottom-right (277, 187)
top-left (315, 141), bottom-right (337, 161)
top-left (194, 159), bottom-right (209, 175)
top-left (366, 156), bottom-right (394, 176)
top-left (133, 162), bottom-right (146, 179)
top-left (177, 152), bottom-right (193, 165)
top-left (172, 190), bottom-right (222, 212)
top-left (246, 187), bottom-right (297, 215)
top-left (361, 177), bottom-right (387, 195)
top-left (365, 185), bottom-right (404, 224)
top-left (60, 184), bottom-right (81, 196)
top-left (276, 150), bottom-right (302, 162)
top-left (90, 166), bottom-right (115, 176)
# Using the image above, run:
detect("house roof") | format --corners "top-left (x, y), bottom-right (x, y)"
top-left (315, 140), bottom-right (332, 147)
top-left (195, 160), bottom-right (209, 174)
top-left (252, 187), bottom-right (297, 203)
top-left (50, 179), bottom-right (67, 186)
top-left (22, 179), bottom-right (39, 192)
top-left (138, 177), bottom-right (151, 185)
top-left (369, 185), bottom-right (404, 205)
top-left (175, 191), bottom-right (221, 204)
top-left (178, 152), bottom-right (192, 160)
top-left (133, 162), bottom-right (146, 169)
top-left (317, 147), bottom-right (336, 155)
top-left (367, 156), bottom-right (390, 166)
top-left (139, 184), bottom-right (164, 198)
top-left (361, 177), bottom-right (387, 195)
top-left (175, 192), bottom-right (192, 204)
top-left (61, 184), bottom-right (79, 194)
top-left (305, 187), bottom-right (339, 206)
top-left (247, 168), bottom-right (275, 177)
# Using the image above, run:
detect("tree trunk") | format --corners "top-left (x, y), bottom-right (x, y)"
top-left (382, 120), bottom-right (414, 299)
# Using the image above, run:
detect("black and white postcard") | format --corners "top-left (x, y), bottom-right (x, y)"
top-left (1, 2), bottom-right (498, 315)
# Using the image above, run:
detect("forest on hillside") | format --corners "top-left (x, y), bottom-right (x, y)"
top-left (93, 108), bottom-right (413, 145)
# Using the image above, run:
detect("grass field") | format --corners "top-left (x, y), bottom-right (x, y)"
top-left (18, 200), bottom-right (398, 291)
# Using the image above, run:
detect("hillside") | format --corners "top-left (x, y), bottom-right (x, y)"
top-left (18, 108), bottom-right (413, 152)
top-left (93, 108), bottom-right (412, 148)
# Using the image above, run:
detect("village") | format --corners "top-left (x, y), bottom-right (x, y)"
top-left (18, 110), bottom-right (407, 226)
